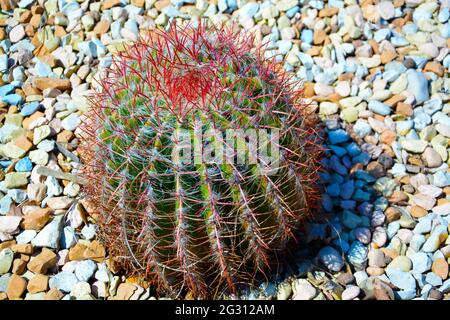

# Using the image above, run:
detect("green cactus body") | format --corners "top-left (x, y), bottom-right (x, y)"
top-left (81, 22), bottom-right (323, 298)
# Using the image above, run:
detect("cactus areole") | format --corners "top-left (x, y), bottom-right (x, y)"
top-left (80, 22), bottom-right (323, 298)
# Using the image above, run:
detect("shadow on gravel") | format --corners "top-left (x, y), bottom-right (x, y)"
top-left (253, 116), bottom-right (392, 300)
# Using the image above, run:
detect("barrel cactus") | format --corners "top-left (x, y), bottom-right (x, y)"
top-left (80, 22), bottom-right (323, 298)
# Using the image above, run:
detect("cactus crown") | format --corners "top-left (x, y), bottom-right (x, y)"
top-left (81, 22), bottom-right (323, 298)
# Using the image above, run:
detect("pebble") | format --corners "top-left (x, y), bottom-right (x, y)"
top-left (341, 286), bottom-right (360, 300)
top-left (0, 0), bottom-right (446, 302)
top-left (9, 25), bottom-right (25, 43)
top-left (49, 272), bottom-right (78, 293)
top-left (387, 256), bottom-right (412, 272)
top-left (292, 279), bottom-right (317, 300)
top-left (31, 215), bottom-right (64, 249)
top-left (0, 249), bottom-right (14, 274)
top-left (75, 260), bottom-right (97, 282)
top-left (61, 114), bottom-right (81, 131)
top-left (318, 246), bottom-right (344, 272)
top-left (385, 269), bottom-right (417, 291)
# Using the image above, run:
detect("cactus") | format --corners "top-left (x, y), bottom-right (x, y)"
top-left (80, 22), bottom-right (323, 298)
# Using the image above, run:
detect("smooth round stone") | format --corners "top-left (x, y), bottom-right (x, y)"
top-left (319, 102), bottom-right (338, 115)
top-left (368, 100), bottom-right (391, 115)
top-left (15, 157), bottom-right (33, 172)
top-left (401, 139), bottom-right (428, 153)
top-left (339, 97), bottom-right (362, 108)
top-left (61, 113), bottom-right (81, 131)
top-left (385, 269), bottom-right (416, 291)
top-left (341, 107), bottom-right (358, 123)
top-left (353, 120), bottom-right (372, 138)
top-left (419, 43), bottom-right (439, 58)
top-left (377, 1), bottom-right (395, 20)
top-left (368, 249), bottom-right (386, 268)
top-left (335, 81), bottom-right (351, 97)
top-left (292, 279), bottom-right (317, 300)
top-left (318, 246), bottom-right (344, 272)
top-left (314, 83), bottom-right (334, 96)
top-left (354, 227), bottom-right (371, 244)
top-left (387, 256), bottom-right (412, 272)
top-left (9, 24), bottom-right (25, 43)
top-left (372, 227), bottom-right (387, 247)
top-left (276, 282), bottom-right (292, 300)
top-left (406, 69), bottom-right (429, 104)
top-left (422, 147), bottom-right (442, 168)
top-left (347, 241), bottom-right (368, 269)
top-left (341, 286), bottom-right (360, 300)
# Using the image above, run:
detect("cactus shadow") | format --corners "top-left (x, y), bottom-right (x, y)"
top-left (257, 117), bottom-right (391, 297)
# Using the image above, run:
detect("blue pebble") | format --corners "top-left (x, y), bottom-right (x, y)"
top-left (15, 157), bottom-right (33, 172)
top-left (226, 0), bottom-right (237, 11)
top-left (341, 200), bottom-right (356, 210)
top-left (319, 172), bottom-right (331, 183)
top-left (368, 100), bottom-right (391, 115)
top-left (374, 29), bottom-right (391, 42)
top-left (2, 94), bottom-right (23, 105)
top-left (347, 240), bottom-right (368, 269)
top-left (321, 194), bottom-right (333, 212)
top-left (352, 152), bottom-right (371, 166)
top-left (355, 170), bottom-right (376, 183)
top-left (402, 23), bottom-right (418, 35)
top-left (353, 120), bottom-right (371, 138)
top-left (340, 180), bottom-right (354, 200)
top-left (391, 36), bottom-right (409, 46)
top-left (386, 268), bottom-right (416, 292)
top-left (328, 129), bottom-right (350, 144)
top-left (34, 61), bottom-right (52, 77)
top-left (438, 8), bottom-right (450, 23)
top-left (357, 202), bottom-right (373, 216)
top-left (318, 246), bottom-right (344, 272)
top-left (329, 145), bottom-right (347, 157)
top-left (300, 29), bottom-right (313, 44)
top-left (0, 195), bottom-right (12, 214)
top-left (331, 238), bottom-right (350, 254)
top-left (441, 23), bottom-right (450, 38)
top-left (286, 6), bottom-right (300, 18)
top-left (330, 173), bottom-right (345, 184)
top-left (406, 69), bottom-right (429, 104)
top-left (326, 183), bottom-right (340, 197)
top-left (354, 179), bottom-right (366, 189)
top-left (341, 156), bottom-right (353, 169)
top-left (239, 2), bottom-right (259, 18)
top-left (0, 84), bottom-right (15, 96)
top-left (353, 189), bottom-right (371, 202)
top-left (423, 99), bottom-right (442, 115)
top-left (395, 289), bottom-right (417, 300)
top-left (440, 279), bottom-right (450, 293)
top-left (342, 210), bottom-right (361, 229)
top-left (383, 69), bottom-right (400, 82)
top-left (413, 112), bottom-right (431, 130)
top-left (309, 0), bottom-right (324, 9)
top-left (432, 171), bottom-right (450, 187)
top-left (20, 102), bottom-right (40, 116)
top-left (330, 157), bottom-right (348, 176)
top-left (387, 221), bottom-right (401, 239)
top-left (346, 144), bottom-right (361, 157)
top-left (0, 160), bottom-right (12, 168)
top-left (425, 272), bottom-right (443, 287)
